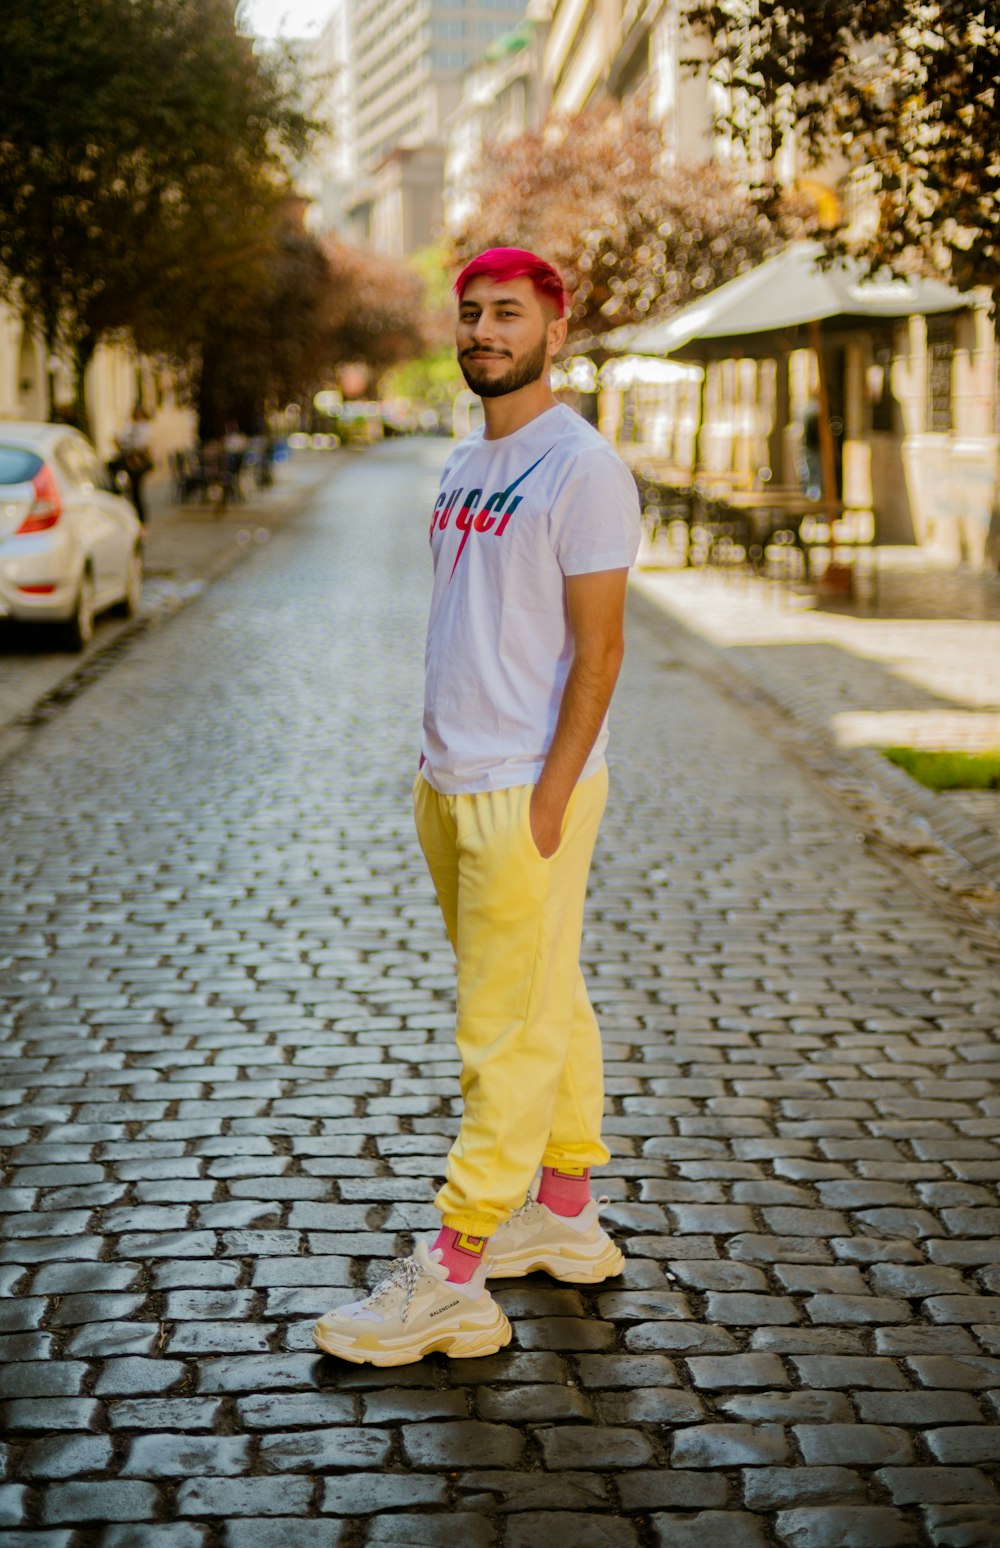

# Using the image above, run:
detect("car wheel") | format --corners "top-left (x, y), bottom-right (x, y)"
top-left (63, 569), bottom-right (95, 651)
top-left (112, 546), bottom-right (143, 618)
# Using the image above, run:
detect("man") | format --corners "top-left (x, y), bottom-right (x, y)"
top-left (314, 247), bottom-right (641, 1366)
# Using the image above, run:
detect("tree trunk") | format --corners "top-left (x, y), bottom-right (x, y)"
top-left (71, 340), bottom-right (95, 439)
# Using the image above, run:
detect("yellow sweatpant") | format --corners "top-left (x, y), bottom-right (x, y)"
top-left (413, 765), bottom-right (611, 1238)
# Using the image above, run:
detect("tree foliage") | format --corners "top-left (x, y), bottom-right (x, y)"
top-left (322, 239), bottom-right (431, 377)
top-left (191, 201), bottom-right (336, 440)
top-left (451, 106), bottom-right (808, 342)
top-left (684, 0), bottom-right (999, 294)
top-left (0, 0), bottom-right (317, 423)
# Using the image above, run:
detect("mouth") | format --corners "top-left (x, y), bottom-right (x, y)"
top-left (464, 351), bottom-right (508, 362)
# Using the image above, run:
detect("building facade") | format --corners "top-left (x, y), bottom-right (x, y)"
top-left (343, 0), bottom-right (530, 252)
top-left (442, 17), bottom-right (547, 232)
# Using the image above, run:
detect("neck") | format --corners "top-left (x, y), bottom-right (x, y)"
top-left (480, 378), bottom-right (558, 441)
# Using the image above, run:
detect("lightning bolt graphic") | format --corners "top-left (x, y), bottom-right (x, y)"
top-left (448, 447), bottom-right (553, 582)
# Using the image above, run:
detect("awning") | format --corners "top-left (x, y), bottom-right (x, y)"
top-left (602, 240), bottom-right (975, 358)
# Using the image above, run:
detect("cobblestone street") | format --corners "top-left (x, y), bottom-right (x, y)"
top-left (1, 440), bottom-right (999, 1547)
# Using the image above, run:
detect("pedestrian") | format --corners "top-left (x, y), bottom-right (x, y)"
top-left (109, 406), bottom-right (154, 526)
top-left (314, 247), bottom-right (642, 1366)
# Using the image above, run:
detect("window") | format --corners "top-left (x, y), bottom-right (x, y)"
top-left (925, 317), bottom-right (954, 434)
top-left (0, 445), bottom-right (43, 485)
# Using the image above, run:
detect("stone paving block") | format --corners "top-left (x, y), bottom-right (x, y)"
top-left (366, 1515), bottom-right (495, 1547)
top-left (3, 1398), bottom-right (101, 1430)
top-left (927, 1296), bottom-right (1000, 1323)
top-left (221, 1527), bottom-right (344, 1548)
top-left (401, 1421), bottom-right (524, 1469)
top-left (617, 1471), bottom-right (728, 1510)
top-left (855, 1391), bottom-right (984, 1425)
top-left (704, 1293), bottom-right (800, 1325)
top-left (0, 1484), bottom-right (27, 1527)
top-left (805, 1294), bottom-right (911, 1324)
top-left (742, 1468), bottom-right (868, 1509)
top-left (650, 1511), bottom-right (769, 1548)
top-left (177, 1477), bottom-right (314, 1517)
top-left (773, 1506), bottom-right (919, 1546)
top-left (261, 1428), bottom-right (392, 1471)
top-left (101, 1530), bottom-right (209, 1548)
top-left (687, 1353), bottom-right (789, 1388)
top-left (476, 1383), bottom-right (593, 1422)
top-left (622, 1322), bottom-right (737, 1353)
top-left (0, 1363), bottom-right (88, 1398)
top-left (920, 1504), bottom-right (1000, 1546)
top-left (794, 1425), bottom-right (914, 1466)
top-left (233, 1392), bottom-right (353, 1428)
top-left (572, 1356), bottom-right (681, 1393)
top-left (122, 1434), bottom-right (251, 1476)
top-left (876, 1328), bottom-right (982, 1357)
top-left (195, 1355), bottom-right (320, 1392)
top-left (457, 1470), bottom-right (609, 1514)
top-left (907, 1356), bottom-right (1000, 1389)
top-left (597, 1388), bottom-right (705, 1423)
top-left (109, 1399), bottom-right (222, 1430)
top-left (42, 1481), bottom-right (160, 1524)
top-left (65, 1322), bottom-right (161, 1358)
top-left (321, 1475), bottom-right (447, 1514)
top-left (18, 1434), bottom-right (114, 1477)
top-left (671, 1424), bottom-right (789, 1467)
top-left (537, 1426), bottom-right (655, 1470)
top-left (515, 1317), bottom-right (616, 1351)
top-left (926, 1427), bottom-right (1000, 1464)
top-left (502, 1515), bottom-right (646, 1548)
top-left (791, 1356), bottom-right (911, 1389)
top-left (877, 1468), bottom-right (999, 1504)
top-left (720, 1392), bottom-right (854, 1423)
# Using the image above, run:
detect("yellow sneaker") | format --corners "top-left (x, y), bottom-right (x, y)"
top-left (486, 1196), bottom-right (624, 1284)
top-left (313, 1242), bottom-right (511, 1366)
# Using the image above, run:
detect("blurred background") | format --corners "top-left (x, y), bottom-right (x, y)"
top-left (0, 0), bottom-right (996, 569)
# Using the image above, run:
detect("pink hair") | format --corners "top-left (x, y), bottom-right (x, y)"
top-left (454, 247), bottom-right (567, 318)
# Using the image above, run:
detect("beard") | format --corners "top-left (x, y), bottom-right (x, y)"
top-left (459, 332), bottom-right (549, 398)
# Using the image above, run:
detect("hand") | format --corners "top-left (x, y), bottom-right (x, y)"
top-left (529, 787), bottom-right (565, 859)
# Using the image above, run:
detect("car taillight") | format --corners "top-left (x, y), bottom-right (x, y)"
top-left (16, 464), bottom-right (63, 533)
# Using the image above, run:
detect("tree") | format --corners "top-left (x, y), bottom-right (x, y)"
top-left (683, 1), bottom-right (998, 293)
top-left (451, 106), bottom-right (808, 344)
top-left (191, 200), bottom-right (337, 440)
top-left (322, 240), bottom-right (430, 385)
top-left (0, 0), bottom-right (316, 428)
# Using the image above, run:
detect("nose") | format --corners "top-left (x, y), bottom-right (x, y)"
top-left (470, 313), bottom-right (495, 346)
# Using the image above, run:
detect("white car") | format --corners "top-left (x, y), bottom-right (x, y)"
top-left (0, 421), bottom-right (142, 650)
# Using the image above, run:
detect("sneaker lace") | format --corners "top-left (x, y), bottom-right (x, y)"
top-left (360, 1254), bottom-right (423, 1324)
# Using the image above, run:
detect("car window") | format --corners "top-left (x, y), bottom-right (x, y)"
top-left (0, 445), bottom-right (43, 485)
top-left (55, 437), bottom-right (101, 491)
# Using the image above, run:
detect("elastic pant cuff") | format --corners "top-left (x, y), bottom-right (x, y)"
top-left (439, 1211), bottom-right (498, 1239)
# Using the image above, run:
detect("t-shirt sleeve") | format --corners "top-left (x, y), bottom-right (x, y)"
top-left (548, 447), bottom-right (642, 576)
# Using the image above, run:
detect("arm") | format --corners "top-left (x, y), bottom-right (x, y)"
top-left (529, 567), bottom-right (628, 858)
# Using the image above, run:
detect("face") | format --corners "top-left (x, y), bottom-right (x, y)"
top-left (456, 275), bottom-right (565, 399)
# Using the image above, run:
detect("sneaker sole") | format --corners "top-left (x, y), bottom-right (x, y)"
top-left (488, 1238), bottom-right (625, 1284)
top-left (312, 1305), bottom-right (512, 1367)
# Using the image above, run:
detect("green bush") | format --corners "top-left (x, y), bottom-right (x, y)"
top-left (883, 748), bottom-right (1000, 791)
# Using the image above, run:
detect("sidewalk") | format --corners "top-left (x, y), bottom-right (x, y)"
top-left (0, 449), bottom-right (337, 764)
top-left (631, 549), bottom-right (1000, 932)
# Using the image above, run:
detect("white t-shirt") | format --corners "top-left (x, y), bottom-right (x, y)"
top-left (421, 403), bottom-right (641, 795)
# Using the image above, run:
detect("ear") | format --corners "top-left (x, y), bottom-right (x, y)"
top-left (546, 315), bottom-right (568, 358)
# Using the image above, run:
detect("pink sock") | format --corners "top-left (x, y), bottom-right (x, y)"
top-left (538, 1165), bottom-right (591, 1217)
top-left (431, 1226), bottom-right (488, 1283)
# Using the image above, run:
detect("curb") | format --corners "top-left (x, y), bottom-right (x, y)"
top-left (628, 583), bottom-right (1000, 946)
